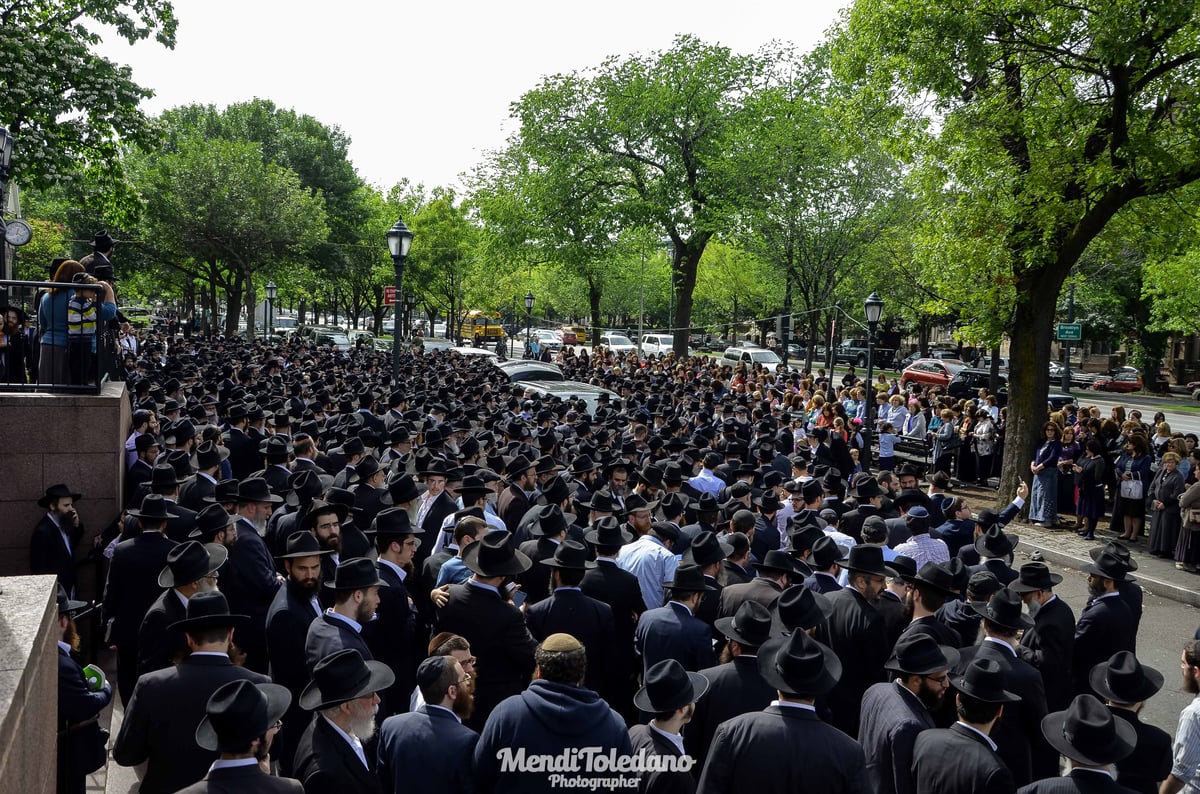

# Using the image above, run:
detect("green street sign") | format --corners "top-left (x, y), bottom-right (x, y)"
top-left (1057, 323), bottom-right (1082, 341)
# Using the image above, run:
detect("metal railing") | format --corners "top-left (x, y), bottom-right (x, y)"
top-left (0, 280), bottom-right (113, 394)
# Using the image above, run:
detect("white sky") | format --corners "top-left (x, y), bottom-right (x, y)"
top-left (96, 0), bottom-right (849, 192)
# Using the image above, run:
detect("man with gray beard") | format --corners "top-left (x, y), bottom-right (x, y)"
top-left (137, 533), bottom-right (228, 677)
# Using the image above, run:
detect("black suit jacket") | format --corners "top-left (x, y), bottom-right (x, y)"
top-left (803, 571), bottom-right (843, 594)
top-left (58, 646), bottom-right (113, 788)
top-left (912, 722), bottom-right (1014, 794)
top-left (377, 705), bottom-right (478, 794)
top-left (305, 612), bottom-right (373, 672)
top-left (698, 705), bottom-right (869, 794)
top-left (365, 562), bottom-right (416, 716)
top-left (817, 586), bottom-right (889, 738)
top-left (434, 580), bottom-right (538, 732)
top-left (225, 427), bottom-right (259, 481)
top-left (628, 724), bottom-right (696, 794)
top-left (294, 714), bottom-right (382, 794)
top-left (179, 472), bottom-right (219, 512)
top-left (899, 614), bottom-right (963, 649)
top-left (30, 514), bottom-right (83, 596)
top-left (685, 655), bottom-right (775, 769)
top-left (516, 537), bottom-right (560, 605)
top-left (525, 587), bottom-right (614, 694)
top-left (1108, 707), bottom-right (1171, 794)
top-left (1014, 768), bottom-right (1140, 793)
top-left (858, 681), bottom-right (936, 794)
top-left (265, 581), bottom-right (320, 776)
top-left (957, 640), bottom-right (1049, 787)
top-left (635, 601), bottom-right (716, 677)
top-left (1072, 595), bottom-right (1135, 697)
top-left (102, 531), bottom-right (177, 647)
top-left (876, 589), bottom-right (908, 648)
top-left (497, 485), bottom-right (531, 539)
top-left (176, 763), bottom-right (303, 793)
top-left (936, 597), bottom-right (983, 648)
top-left (581, 558), bottom-right (644, 699)
top-left (719, 559), bottom-right (754, 587)
top-left (112, 654), bottom-right (270, 794)
top-left (220, 518), bottom-right (281, 672)
top-left (839, 504), bottom-right (881, 543)
top-left (1018, 595), bottom-right (1076, 712)
top-left (137, 587), bottom-right (189, 676)
top-left (163, 498), bottom-right (199, 543)
top-left (717, 576), bottom-right (783, 619)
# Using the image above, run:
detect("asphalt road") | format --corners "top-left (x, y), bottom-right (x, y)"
top-left (1010, 546), bottom-right (1199, 736)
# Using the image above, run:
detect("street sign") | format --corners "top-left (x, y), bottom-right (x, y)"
top-left (1057, 323), bottom-right (1082, 341)
top-left (384, 286), bottom-right (396, 306)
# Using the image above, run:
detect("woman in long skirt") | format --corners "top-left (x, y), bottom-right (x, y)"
top-left (1177, 450), bottom-right (1200, 571)
top-left (1029, 422), bottom-right (1062, 527)
top-left (1073, 440), bottom-right (1107, 541)
top-left (1149, 452), bottom-right (1186, 557)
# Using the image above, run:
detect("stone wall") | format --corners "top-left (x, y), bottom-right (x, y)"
top-left (0, 383), bottom-right (128, 599)
top-left (0, 575), bottom-right (61, 794)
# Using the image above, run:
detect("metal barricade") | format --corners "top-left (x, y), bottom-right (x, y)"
top-left (0, 280), bottom-right (112, 394)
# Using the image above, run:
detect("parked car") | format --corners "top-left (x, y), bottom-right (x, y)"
top-left (721, 346), bottom-right (784, 373)
top-left (559, 327), bottom-right (579, 345)
top-left (973, 355), bottom-right (1010, 373)
top-left (900, 358), bottom-right (968, 389)
top-left (1092, 372), bottom-right (1143, 393)
top-left (640, 334), bottom-right (693, 356)
top-left (563, 325), bottom-right (587, 344)
top-left (599, 333), bottom-right (637, 355)
top-left (534, 329), bottom-right (562, 350)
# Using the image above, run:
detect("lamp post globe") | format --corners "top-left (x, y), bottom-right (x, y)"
top-left (524, 291), bottom-right (535, 359)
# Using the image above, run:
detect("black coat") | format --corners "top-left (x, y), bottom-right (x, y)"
top-left (858, 681), bottom-right (936, 794)
top-left (698, 704), bottom-right (869, 794)
top-left (685, 656), bottom-right (775, 770)
top-left (1014, 768), bottom-right (1140, 793)
top-left (58, 646), bottom-right (113, 793)
top-left (876, 589), bottom-right (908, 649)
top-left (1108, 707), bottom-right (1172, 794)
top-left (581, 558), bottom-right (644, 709)
top-left (635, 601), bottom-right (716, 677)
top-left (911, 722), bottom-right (1014, 794)
top-left (628, 724), bottom-right (696, 794)
top-left (817, 586), bottom-right (889, 738)
top-left (970, 558), bottom-right (1019, 586)
top-left (719, 559), bottom-right (754, 587)
top-left (266, 580), bottom-right (321, 776)
top-left (163, 499), bottom-right (199, 543)
top-left (434, 580), bottom-right (538, 732)
top-left (717, 576), bottom-right (783, 618)
top-left (31, 514), bottom-right (83, 596)
top-left (293, 714), bottom-right (382, 794)
top-left (1072, 595), bottom-right (1135, 698)
top-left (750, 515), bottom-right (782, 562)
top-left (496, 485), bottom-right (531, 539)
top-left (376, 705), bottom-right (478, 794)
top-left (136, 587), bottom-right (189, 677)
top-left (1017, 595), bottom-right (1076, 711)
top-left (175, 764), bottom-right (303, 793)
top-left (225, 427), bottom-right (259, 481)
top-left (178, 472), bottom-right (218, 512)
top-left (525, 587), bottom-right (615, 694)
top-left (220, 518), bottom-right (281, 673)
top-left (839, 504), bottom-right (881, 543)
top-left (112, 654), bottom-right (270, 794)
top-left (936, 598), bottom-right (983, 648)
top-left (102, 531), bottom-right (177, 647)
top-left (802, 571), bottom-right (843, 594)
top-left (364, 561), bottom-right (416, 716)
top-left (957, 640), bottom-right (1049, 788)
top-left (516, 537), bottom-right (560, 605)
top-left (899, 614), bottom-right (963, 650)
top-left (305, 612), bottom-right (373, 672)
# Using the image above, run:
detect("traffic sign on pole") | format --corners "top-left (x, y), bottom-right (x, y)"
top-left (384, 286), bottom-right (397, 305)
top-left (1056, 322), bottom-right (1081, 341)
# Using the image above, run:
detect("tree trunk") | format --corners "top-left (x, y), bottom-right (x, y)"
top-left (588, 276), bottom-right (602, 348)
top-left (671, 242), bottom-right (704, 357)
top-left (225, 271), bottom-right (244, 338)
top-left (244, 279), bottom-right (257, 340)
top-left (998, 267), bottom-right (1068, 507)
top-left (298, 299), bottom-right (307, 325)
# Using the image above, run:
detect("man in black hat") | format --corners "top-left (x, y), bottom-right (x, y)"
top-left (376, 655), bottom-right (478, 794)
top-left (860, 633), bottom-right (959, 794)
top-left (365, 507), bottom-right (420, 717)
top-left (516, 505), bottom-right (575, 605)
top-left (969, 524), bottom-right (1020, 585)
top-left (629, 659), bottom-right (709, 794)
top-left (254, 436), bottom-right (295, 498)
top-left (222, 478), bottom-right (284, 673)
top-left (840, 475), bottom-right (884, 543)
top-left (1089, 541), bottom-right (1142, 637)
top-left (698, 631), bottom-right (867, 794)
top-left (294, 649), bottom-right (395, 793)
top-left (31, 483), bottom-right (86, 598)
top-left (525, 540), bottom-right (614, 694)
top-left (137, 535), bottom-right (228, 677)
top-left (497, 455), bottom-right (537, 533)
top-left (180, 440), bottom-right (228, 510)
top-left (956, 588), bottom-right (1049, 787)
top-left (676, 492), bottom-right (719, 555)
top-left (683, 530), bottom-right (731, 634)
top-left (718, 549), bottom-right (800, 617)
top-left (719, 529), bottom-right (754, 586)
top-left (266, 531), bottom-right (333, 776)
top-left (434, 529), bottom-right (538, 731)
top-left (55, 584), bottom-right (112, 794)
top-left (1013, 563), bottom-right (1076, 719)
top-left (635, 564), bottom-right (717, 677)
top-left (898, 561), bottom-right (963, 648)
top-left (817, 544), bottom-right (892, 738)
top-left (127, 433), bottom-right (161, 503)
top-left (1090, 651), bottom-right (1170, 794)
top-left (911, 658), bottom-right (1019, 793)
top-left (224, 404), bottom-right (259, 481)
top-left (1072, 552), bottom-right (1136, 699)
top-left (580, 517), bottom-right (644, 720)
top-left (1018, 694), bottom-right (1136, 793)
top-left (102, 493), bottom-right (179, 704)
top-left (80, 230), bottom-right (115, 276)
top-left (686, 601), bottom-right (776, 769)
top-left (114, 591), bottom-right (269, 794)
top-left (306, 557), bottom-right (386, 672)
top-left (179, 679), bottom-right (297, 793)
top-left (142, 463), bottom-right (199, 542)
top-left (802, 536), bottom-right (846, 595)
top-left (331, 436), bottom-right (367, 490)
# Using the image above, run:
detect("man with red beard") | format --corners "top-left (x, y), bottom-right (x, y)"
top-left (266, 532), bottom-right (333, 776)
top-left (376, 655), bottom-right (478, 794)
top-left (1161, 640), bottom-right (1200, 794)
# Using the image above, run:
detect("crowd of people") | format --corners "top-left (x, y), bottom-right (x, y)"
top-left (29, 323), bottom-right (1200, 794)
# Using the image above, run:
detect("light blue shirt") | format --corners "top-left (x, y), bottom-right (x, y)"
top-left (688, 468), bottom-right (724, 498)
top-left (617, 535), bottom-right (679, 610)
top-left (436, 556), bottom-right (472, 587)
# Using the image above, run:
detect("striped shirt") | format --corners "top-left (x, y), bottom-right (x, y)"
top-left (894, 533), bottom-right (950, 568)
top-left (1171, 693), bottom-right (1200, 792)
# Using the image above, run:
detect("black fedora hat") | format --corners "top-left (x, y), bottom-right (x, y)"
top-left (714, 601), bottom-right (774, 649)
top-left (56, 584), bottom-right (88, 616)
top-left (770, 584), bottom-right (833, 635)
top-left (809, 536), bottom-right (847, 570)
top-left (1089, 651), bottom-right (1164, 706)
top-left (683, 531), bottom-right (733, 567)
top-left (349, 455), bottom-right (381, 484)
top-left (258, 435), bottom-right (293, 461)
top-left (753, 550), bottom-right (801, 577)
top-left (324, 557), bottom-right (390, 591)
top-left (196, 679), bottom-right (291, 752)
top-left (851, 476), bottom-right (883, 500)
top-left (128, 493), bottom-right (180, 521)
top-left (972, 588), bottom-right (1034, 632)
top-left (633, 464), bottom-right (664, 488)
top-left (504, 454), bottom-right (534, 481)
top-left (1041, 694), bottom-right (1136, 766)
top-left (757, 631), bottom-right (842, 696)
top-left (299, 649), bottom-right (396, 711)
top-left (38, 483), bottom-right (81, 508)
top-left (381, 473), bottom-right (421, 506)
top-left (885, 633), bottom-right (960, 675)
top-left (584, 516), bottom-right (633, 547)
top-left (633, 659), bottom-right (709, 713)
top-left (540, 539), bottom-right (597, 571)
top-left (903, 561), bottom-right (958, 596)
top-left (203, 479), bottom-right (240, 504)
top-left (531, 505), bottom-right (576, 539)
top-left (894, 488), bottom-right (930, 512)
top-left (974, 525), bottom-right (1018, 558)
top-left (238, 477), bottom-right (283, 504)
top-left (586, 489), bottom-right (621, 514)
top-left (284, 470), bottom-right (325, 508)
top-left (300, 499), bottom-right (350, 532)
top-left (665, 564), bottom-right (716, 593)
top-left (462, 530), bottom-right (533, 577)
top-left (1009, 562), bottom-right (1063, 593)
top-left (570, 455), bottom-right (601, 474)
top-left (277, 530), bottom-right (334, 559)
top-left (887, 554), bottom-right (917, 581)
top-left (1089, 541), bottom-right (1138, 572)
top-left (624, 493), bottom-right (659, 514)
top-left (188, 503), bottom-right (237, 541)
top-left (157, 542), bottom-right (226, 590)
top-left (367, 506), bottom-right (420, 538)
top-left (841, 545), bottom-right (890, 578)
top-left (169, 590), bottom-right (249, 632)
top-left (148, 463), bottom-right (182, 488)
top-left (953, 657), bottom-right (1020, 703)
top-left (195, 440), bottom-right (230, 470)
top-left (458, 475), bottom-right (491, 499)
top-left (1082, 551), bottom-right (1135, 583)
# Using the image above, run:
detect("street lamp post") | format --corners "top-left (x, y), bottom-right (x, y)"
top-left (524, 291), bottom-right (535, 359)
top-left (863, 292), bottom-right (885, 471)
top-left (385, 217), bottom-right (414, 386)
top-left (265, 281), bottom-right (277, 342)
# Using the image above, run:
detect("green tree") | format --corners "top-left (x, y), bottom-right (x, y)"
top-left (837, 0), bottom-right (1200, 497)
